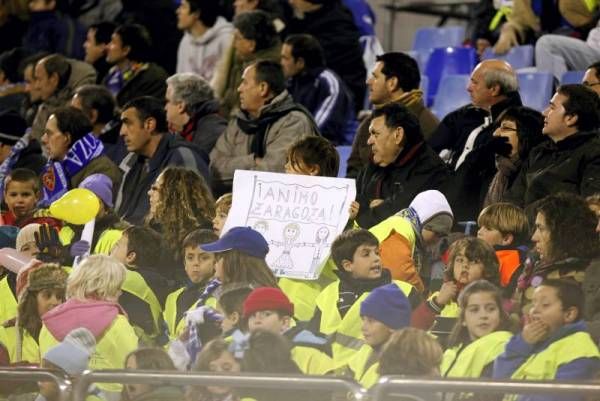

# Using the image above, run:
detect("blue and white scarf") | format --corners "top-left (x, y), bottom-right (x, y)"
top-left (185, 278), bottom-right (222, 368)
top-left (40, 133), bottom-right (104, 206)
top-left (0, 130), bottom-right (32, 202)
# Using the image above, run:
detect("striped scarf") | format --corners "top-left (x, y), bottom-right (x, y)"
top-left (185, 278), bottom-right (221, 368)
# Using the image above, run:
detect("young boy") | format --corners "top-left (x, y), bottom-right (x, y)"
top-left (110, 226), bottom-right (169, 345)
top-left (217, 283), bottom-right (253, 337)
top-left (1, 168), bottom-right (60, 229)
top-left (163, 229), bottom-right (219, 342)
top-left (308, 229), bottom-right (419, 366)
top-left (212, 193), bottom-right (232, 236)
top-left (243, 286), bottom-right (334, 375)
top-left (346, 283), bottom-right (412, 388)
top-left (477, 202), bottom-right (529, 289)
top-left (493, 279), bottom-right (600, 397)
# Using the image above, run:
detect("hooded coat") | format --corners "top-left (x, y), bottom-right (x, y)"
top-left (176, 16), bottom-right (234, 81)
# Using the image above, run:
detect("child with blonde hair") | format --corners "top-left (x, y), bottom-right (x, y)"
top-left (477, 202), bottom-right (529, 289)
top-left (38, 255), bottom-right (138, 397)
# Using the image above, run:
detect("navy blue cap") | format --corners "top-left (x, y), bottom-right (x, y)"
top-left (200, 226), bottom-right (269, 258)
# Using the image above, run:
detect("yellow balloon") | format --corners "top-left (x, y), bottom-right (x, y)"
top-left (49, 188), bottom-right (100, 225)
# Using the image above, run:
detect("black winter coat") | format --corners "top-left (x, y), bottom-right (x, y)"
top-left (504, 131), bottom-right (600, 207)
top-left (356, 141), bottom-right (450, 228)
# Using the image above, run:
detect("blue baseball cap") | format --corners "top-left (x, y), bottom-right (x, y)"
top-left (200, 226), bottom-right (269, 258)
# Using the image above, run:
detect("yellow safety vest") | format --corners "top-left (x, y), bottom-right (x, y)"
top-left (315, 279), bottom-right (414, 366)
top-left (441, 331), bottom-right (512, 378)
top-left (163, 287), bottom-right (217, 341)
top-left (347, 344), bottom-right (380, 388)
top-left (511, 331), bottom-right (599, 381)
top-left (291, 344), bottom-right (335, 375)
top-left (428, 291), bottom-right (460, 317)
top-left (39, 314), bottom-right (138, 394)
top-left (0, 276), bottom-right (17, 325)
top-left (59, 226), bottom-right (123, 255)
top-left (0, 325), bottom-right (39, 363)
top-left (122, 270), bottom-right (163, 342)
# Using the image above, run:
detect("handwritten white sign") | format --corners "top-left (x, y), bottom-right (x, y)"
top-left (222, 170), bottom-right (356, 280)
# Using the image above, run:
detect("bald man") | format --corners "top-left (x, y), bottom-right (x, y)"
top-left (437, 59), bottom-right (523, 222)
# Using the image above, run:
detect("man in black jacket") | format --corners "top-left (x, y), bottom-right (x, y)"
top-left (356, 103), bottom-right (449, 229)
top-left (505, 84), bottom-right (600, 207)
top-left (115, 96), bottom-right (209, 224)
top-left (287, 0), bottom-right (366, 112)
top-left (440, 59), bottom-right (522, 222)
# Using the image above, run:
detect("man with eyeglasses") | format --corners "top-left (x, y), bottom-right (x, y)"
top-left (583, 61), bottom-right (600, 96)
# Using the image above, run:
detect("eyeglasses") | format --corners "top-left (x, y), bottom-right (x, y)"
top-left (583, 82), bottom-right (600, 88)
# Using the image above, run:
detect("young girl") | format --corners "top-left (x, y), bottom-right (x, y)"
top-left (412, 237), bottom-right (501, 336)
top-left (38, 255), bottom-right (138, 397)
top-left (442, 280), bottom-right (514, 379)
top-left (200, 227), bottom-right (278, 288)
top-left (0, 262), bottom-right (67, 364)
top-left (189, 338), bottom-right (242, 401)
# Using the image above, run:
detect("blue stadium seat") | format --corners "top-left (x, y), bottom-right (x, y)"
top-left (431, 74), bottom-right (471, 119)
top-left (412, 26), bottom-right (466, 51)
top-left (481, 45), bottom-right (534, 69)
top-left (517, 72), bottom-right (554, 112)
top-left (561, 70), bottom-right (585, 84)
top-left (424, 47), bottom-right (477, 106)
top-left (336, 145), bottom-right (352, 178)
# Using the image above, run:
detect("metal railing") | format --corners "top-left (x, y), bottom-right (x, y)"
top-left (0, 368), bottom-right (71, 401)
top-left (72, 371), bottom-right (366, 401)
top-left (372, 376), bottom-right (600, 401)
top-left (2, 369), bottom-right (600, 401)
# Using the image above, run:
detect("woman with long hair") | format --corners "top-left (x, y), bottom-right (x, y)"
top-left (146, 166), bottom-right (215, 271)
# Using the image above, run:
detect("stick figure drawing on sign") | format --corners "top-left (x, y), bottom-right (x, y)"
top-left (272, 222), bottom-right (301, 272)
top-left (309, 226), bottom-right (330, 274)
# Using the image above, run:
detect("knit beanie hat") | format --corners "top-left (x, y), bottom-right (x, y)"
top-left (243, 287), bottom-right (294, 319)
top-left (360, 284), bottom-right (411, 330)
top-left (409, 190), bottom-right (454, 236)
top-left (78, 173), bottom-right (113, 208)
top-left (16, 262), bottom-right (67, 301)
top-left (0, 226), bottom-right (19, 248)
top-left (43, 327), bottom-right (96, 375)
top-left (15, 223), bottom-right (40, 252)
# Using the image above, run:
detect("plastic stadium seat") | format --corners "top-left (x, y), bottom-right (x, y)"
top-left (407, 49), bottom-right (433, 73)
top-left (424, 47), bottom-right (477, 106)
top-left (336, 146), bottom-right (352, 178)
top-left (517, 72), bottom-right (554, 112)
top-left (412, 26), bottom-right (466, 51)
top-left (561, 70), bottom-right (585, 84)
top-left (481, 45), bottom-right (534, 70)
top-left (431, 74), bottom-right (471, 119)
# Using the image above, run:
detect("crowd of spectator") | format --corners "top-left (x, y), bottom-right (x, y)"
top-left (0, 0), bottom-right (598, 401)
